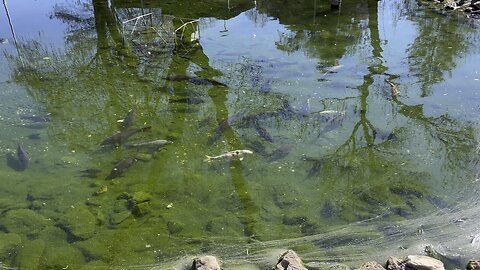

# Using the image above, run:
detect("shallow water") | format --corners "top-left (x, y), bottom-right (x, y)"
top-left (0, 0), bottom-right (480, 269)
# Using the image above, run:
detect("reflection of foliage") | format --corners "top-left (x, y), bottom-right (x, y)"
top-left (259, 0), bottom-right (368, 67)
top-left (244, 7), bottom-right (270, 27)
top-left (406, 10), bottom-right (475, 96)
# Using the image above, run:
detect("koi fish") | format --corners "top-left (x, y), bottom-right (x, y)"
top-left (205, 150), bottom-right (253, 161)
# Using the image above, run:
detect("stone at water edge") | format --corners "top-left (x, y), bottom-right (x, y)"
top-left (275, 250), bottom-right (308, 270)
top-left (467, 260), bottom-right (480, 270)
top-left (406, 255), bottom-right (444, 270)
top-left (193, 255), bottom-right (221, 270)
top-left (356, 261), bottom-right (386, 270)
top-left (386, 256), bottom-right (444, 270)
top-left (386, 257), bottom-right (406, 270)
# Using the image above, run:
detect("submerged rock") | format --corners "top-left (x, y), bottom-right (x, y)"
top-left (58, 203), bottom-right (96, 240)
top-left (133, 191), bottom-right (152, 203)
top-left (193, 255), bottom-right (221, 270)
top-left (0, 233), bottom-right (22, 259)
top-left (74, 237), bottom-right (112, 262)
top-left (41, 244), bottom-right (86, 270)
top-left (275, 250), bottom-right (308, 270)
top-left (78, 260), bottom-right (110, 270)
top-left (1, 209), bottom-right (49, 236)
top-left (15, 239), bottom-right (45, 270)
top-left (167, 220), bottom-right (185, 235)
top-left (356, 261), bottom-right (386, 270)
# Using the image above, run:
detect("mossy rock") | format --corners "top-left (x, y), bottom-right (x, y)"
top-left (37, 226), bottom-right (68, 244)
top-left (40, 244), bottom-right (85, 270)
top-left (0, 233), bottom-right (22, 260)
top-left (109, 210), bottom-right (132, 225)
top-left (113, 199), bottom-right (129, 213)
top-left (74, 237), bottom-right (112, 262)
top-left (58, 203), bottom-right (96, 240)
top-left (132, 201), bottom-right (150, 217)
top-left (1, 209), bottom-right (49, 236)
top-left (132, 191), bottom-right (152, 203)
top-left (0, 198), bottom-right (28, 214)
top-left (15, 239), bottom-right (45, 270)
top-left (78, 260), bottom-right (110, 270)
top-left (167, 221), bottom-right (185, 235)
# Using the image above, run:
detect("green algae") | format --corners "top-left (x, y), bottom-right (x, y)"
top-left (59, 203), bottom-right (97, 240)
top-left (15, 239), bottom-right (45, 270)
top-left (0, 209), bottom-right (50, 237)
top-left (0, 233), bottom-right (21, 261)
top-left (0, 0), bottom-right (479, 268)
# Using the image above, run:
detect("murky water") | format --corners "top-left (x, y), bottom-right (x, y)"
top-left (0, 0), bottom-right (479, 269)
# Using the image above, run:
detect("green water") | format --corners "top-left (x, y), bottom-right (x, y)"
top-left (1, 0), bottom-right (480, 269)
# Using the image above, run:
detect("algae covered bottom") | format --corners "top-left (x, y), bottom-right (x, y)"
top-left (0, 0), bottom-right (480, 268)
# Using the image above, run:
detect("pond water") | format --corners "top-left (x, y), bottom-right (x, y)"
top-left (1, 0), bottom-right (480, 269)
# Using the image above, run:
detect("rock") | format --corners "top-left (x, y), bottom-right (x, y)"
top-left (193, 255), bottom-right (221, 270)
top-left (15, 239), bottom-right (45, 270)
top-left (109, 210), bottom-right (131, 225)
top-left (467, 260), bottom-right (480, 270)
top-left (42, 244), bottom-right (86, 270)
top-left (0, 233), bottom-right (22, 259)
top-left (387, 256), bottom-right (444, 270)
top-left (58, 203), bottom-right (96, 240)
top-left (275, 250), bottom-right (308, 270)
top-left (132, 201), bottom-right (150, 217)
top-left (94, 185), bottom-right (108, 196)
top-left (386, 257), bottom-right (405, 270)
top-left (304, 262), bottom-right (351, 270)
top-left (356, 261), bottom-right (386, 270)
top-left (78, 260), bottom-right (110, 270)
top-left (113, 199), bottom-right (129, 213)
top-left (406, 255), bottom-right (444, 270)
top-left (133, 191), bottom-right (152, 203)
top-left (37, 226), bottom-right (68, 244)
top-left (74, 238), bottom-right (112, 262)
top-left (0, 198), bottom-right (28, 214)
top-left (1, 209), bottom-right (49, 236)
top-left (167, 220), bottom-right (185, 235)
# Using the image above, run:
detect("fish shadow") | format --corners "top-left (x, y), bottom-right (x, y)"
top-left (6, 153), bottom-right (27, 171)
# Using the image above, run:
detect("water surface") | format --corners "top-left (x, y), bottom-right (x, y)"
top-left (1, 0), bottom-right (480, 269)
